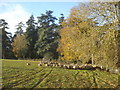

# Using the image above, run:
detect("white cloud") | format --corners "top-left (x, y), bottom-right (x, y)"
top-left (0, 4), bottom-right (30, 35)
top-left (0, 3), bottom-right (8, 7)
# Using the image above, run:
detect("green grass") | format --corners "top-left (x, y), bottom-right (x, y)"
top-left (2, 59), bottom-right (119, 88)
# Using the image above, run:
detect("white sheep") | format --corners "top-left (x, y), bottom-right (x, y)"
top-left (38, 63), bottom-right (42, 66)
top-left (26, 63), bottom-right (30, 65)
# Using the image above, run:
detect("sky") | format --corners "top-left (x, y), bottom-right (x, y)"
top-left (0, 1), bottom-right (89, 35)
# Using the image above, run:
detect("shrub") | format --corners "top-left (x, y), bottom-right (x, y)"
top-left (43, 52), bottom-right (54, 61)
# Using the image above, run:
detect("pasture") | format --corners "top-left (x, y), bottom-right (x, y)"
top-left (2, 59), bottom-right (119, 88)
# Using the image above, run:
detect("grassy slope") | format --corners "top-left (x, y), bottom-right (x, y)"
top-left (2, 59), bottom-right (119, 88)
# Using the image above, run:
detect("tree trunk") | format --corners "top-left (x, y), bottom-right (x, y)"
top-left (92, 53), bottom-right (94, 64)
top-left (118, 1), bottom-right (120, 67)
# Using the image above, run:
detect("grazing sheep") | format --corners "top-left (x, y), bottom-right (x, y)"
top-left (69, 65), bottom-right (73, 69)
top-left (92, 65), bottom-right (97, 68)
top-left (109, 69), bottom-right (119, 74)
top-left (26, 63), bottom-right (30, 65)
top-left (105, 68), bottom-right (110, 72)
top-left (63, 64), bottom-right (66, 68)
top-left (76, 65), bottom-right (79, 69)
top-left (53, 62), bottom-right (56, 64)
top-left (47, 64), bottom-right (50, 67)
top-left (52, 64), bottom-right (55, 67)
top-left (50, 62), bottom-right (54, 64)
top-left (100, 66), bottom-right (103, 69)
top-left (66, 65), bottom-right (69, 69)
top-left (63, 65), bottom-right (68, 69)
top-left (48, 63), bottom-right (52, 67)
top-left (54, 64), bottom-right (57, 67)
top-left (38, 63), bottom-right (42, 66)
top-left (57, 63), bottom-right (61, 67)
top-left (73, 65), bottom-right (79, 69)
top-left (84, 65), bottom-right (95, 70)
top-left (55, 62), bottom-right (58, 65)
top-left (56, 63), bottom-right (59, 67)
top-left (45, 64), bottom-right (49, 66)
top-left (58, 63), bottom-right (61, 65)
top-left (44, 61), bottom-right (48, 64)
top-left (51, 62), bottom-right (55, 64)
top-left (94, 66), bottom-right (101, 70)
top-left (60, 64), bottom-right (63, 68)
top-left (78, 65), bottom-right (85, 70)
top-left (73, 65), bottom-right (76, 69)
top-left (78, 65), bottom-right (82, 70)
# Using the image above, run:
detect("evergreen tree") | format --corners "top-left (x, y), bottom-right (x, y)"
top-left (15, 22), bottom-right (25, 35)
top-left (0, 27), bottom-right (2, 58)
top-left (0, 19), bottom-right (13, 59)
top-left (12, 22), bottom-right (28, 59)
top-left (35, 10), bottom-right (59, 59)
top-left (25, 15), bottom-right (37, 59)
top-left (12, 22), bottom-right (25, 42)
top-left (59, 14), bottom-right (65, 27)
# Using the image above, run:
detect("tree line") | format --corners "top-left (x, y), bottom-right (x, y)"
top-left (0, 2), bottom-right (120, 68)
top-left (0, 10), bottom-right (64, 60)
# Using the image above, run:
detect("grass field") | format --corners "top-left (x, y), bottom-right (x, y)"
top-left (2, 59), bottom-right (119, 89)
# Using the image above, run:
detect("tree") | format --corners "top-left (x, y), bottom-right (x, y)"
top-left (117, 1), bottom-right (120, 67)
top-left (0, 19), bottom-right (13, 59)
top-left (25, 15), bottom-right (38, 59)
top-left (35, 10), bottom-right (59, 59)
top-left (88, 2), bottom-right (119, 67)
top-left (12, 34), bottom-right (28, 59)
top-left (15, 22), bottom-right (25, 35)
top-left (58, 14), bottom-right (65, 27)
top-left (57, 2), bottom-right (119, 67)
top-left (0, 28), bottom-right (2, 58)
top-left (57, 15), bottom-right (96, 63)
top-left (12, 22), bottom-right (25, 43)
top-left (58, 5), bottom-right (88, 61)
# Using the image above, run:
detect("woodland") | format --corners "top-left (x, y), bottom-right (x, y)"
top-left (0, 2), bottom-right (120, 68)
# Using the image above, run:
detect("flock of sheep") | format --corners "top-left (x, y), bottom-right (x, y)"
top-left (26, 61), bottom-right (119, 74)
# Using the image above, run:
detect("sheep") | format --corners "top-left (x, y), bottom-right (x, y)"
top-left (73, 65), bottom-right (76, 69)
top-left (48, 63), bottom-right (52, 67)
top-left (38, 63), bottom-right (42, 66)
top-left (58, 63), bottom-right (61, 66)
top-left (45, 64), bottom-right (49, 66)
top-left (94, 66), bottom-right (101, 70)
top-left (50, 62), bottom-right (54, 64)
top-left (92, 64), bottom-right (97, 68)
top-left (109, 69), bottom-right (119, 74)
top-left (55, 63), bottom-right (59, 67)
top-left (69, 65), bottom-right (73, 69)
top-left (55, 64), bottom-right (58, 67)
top-left (66, 65), bottom-right (69, 69)
top-left (76, 65), bottom-right (79, 69)
top-left (52, 63), bottom-right (56, 67)
top-left (78, 65), bottom-right (84, 70)
top-left (55, 62), bottom-right (58, 65)
top-left (57, 63), bottom-right (62, 67)
top-left (63, 65), bottom-right (68, 69)
top-left (43, 61), bottom-right (48, 64)
top-left (26, 63), bottom-right (30, 65)
top-left (60, 64), bottom-right (64, 68)
top-left (100, 65), bottom-right (103, 69)
top-left (105, 67), bottom-right (110, 72)
top-left (73, 65), bottom-right (79, 70)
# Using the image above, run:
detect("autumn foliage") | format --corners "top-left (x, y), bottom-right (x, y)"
top-left (57, 3), bottom-right (119, 67)
top-left (12, 35), bottom-right (28, 58)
